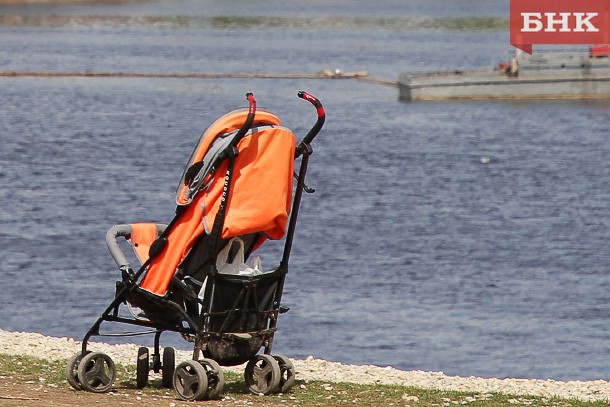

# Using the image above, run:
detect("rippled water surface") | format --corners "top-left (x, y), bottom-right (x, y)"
top-left (0, 0), bottom-right (609, 381)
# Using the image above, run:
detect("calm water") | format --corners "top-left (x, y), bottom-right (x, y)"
top-left (1, 0), bottom-right (609, 381)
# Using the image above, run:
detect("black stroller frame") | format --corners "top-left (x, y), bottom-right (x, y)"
top-left (66, 91), bottom-right (325, 400)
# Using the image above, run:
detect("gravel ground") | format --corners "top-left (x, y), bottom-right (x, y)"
top-left (1, 329), bottom-right (609, 402)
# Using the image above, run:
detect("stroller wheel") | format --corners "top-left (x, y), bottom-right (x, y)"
top-left (65, 351), bottom-right (90, 390)
top-left (173, 360), bottom-right (208, 401)
top-left (244, 354), bottom-right (281, 395)
top-left (198, 358), bottom-right (225, 399)
top-left (136, 347), bottom-right (149, 389)
top-left (161, 347), bottom-right (176, 388)
top-left (77, 352), bottom-right (116, 393)
top-left (273, 355), bottom-right (296, 393)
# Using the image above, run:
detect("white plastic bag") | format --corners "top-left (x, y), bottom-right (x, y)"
top-left (215, 237), bottom-right (263, 276)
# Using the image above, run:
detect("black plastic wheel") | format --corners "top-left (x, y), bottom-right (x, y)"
top-left (244, 354), bottom-right (281, 395)
top-left (136, 347), bottom-right (149, 389)
top-left (65, 351), bottom-right (89, 390)
top-left (198, 358), bottom-right (225, 399)
top-left (173, 360), bottom-right (208, 401)
top-left (77, 352), bottom-right (116, 393)
top-left (273, 354), bottom-right (296, 393)
top-left (162, 347), bottom-right (176, 388)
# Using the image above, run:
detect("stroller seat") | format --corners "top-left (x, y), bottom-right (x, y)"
top-left (107, 117), bottom-right (296, 328)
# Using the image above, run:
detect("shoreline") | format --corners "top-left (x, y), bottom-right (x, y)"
top-left (0, 329), bottom-right (609, 402)
top-left (0, 0), bottom-right (144, 5)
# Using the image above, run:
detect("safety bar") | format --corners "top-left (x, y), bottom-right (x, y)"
top-left (105, 224), bottom-right (167, 271)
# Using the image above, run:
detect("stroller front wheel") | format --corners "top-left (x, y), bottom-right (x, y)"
top-left (65, 351), bottom-right (90, 390)
top-left (77, 352), bottom-right (117, 393)
top-left (162, 347), bottom-right (176, 388)
top-left (136, 347), bottom-right (149, 389)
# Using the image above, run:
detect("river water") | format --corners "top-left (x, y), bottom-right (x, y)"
top-left (0, 0), bottom-right (609, 381)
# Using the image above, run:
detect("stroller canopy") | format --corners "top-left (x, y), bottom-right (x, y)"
top-left (140, 109), bottom-right (297, 296)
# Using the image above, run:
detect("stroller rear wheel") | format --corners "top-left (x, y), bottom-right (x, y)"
top-left (173, 360), bottom-right (208, 401)
top-left (273, 355), bottom-right (296, 393)
top-left (244, 354), bottom-right (281, 395)
top-left (136, 347), bottom-right (149, 389)
top-left (77, 352), bottom-right (116, 393)
top-left (198, 358), bottom-right (225, 399)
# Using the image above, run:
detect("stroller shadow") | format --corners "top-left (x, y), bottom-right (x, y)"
top-left (117, 376), bottom-right (307, 396)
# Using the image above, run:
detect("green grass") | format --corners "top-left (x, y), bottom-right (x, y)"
top-left (1, 354), bottom-right (609, 406)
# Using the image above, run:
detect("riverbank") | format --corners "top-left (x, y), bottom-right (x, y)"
top-left (0, 0), bottom-right (142, 5)
top-left (0, 329), bottom-right (609, 402)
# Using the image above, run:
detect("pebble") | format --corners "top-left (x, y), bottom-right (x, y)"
top-left (1, 329), bottom-right (609, 402)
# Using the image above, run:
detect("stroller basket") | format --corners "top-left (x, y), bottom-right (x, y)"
top-left (67, 91), bottom-right (325, 400)
top-left (200, 269), bottom-right (285, 365)
top-left (203, 271), bottom-right (282, 334)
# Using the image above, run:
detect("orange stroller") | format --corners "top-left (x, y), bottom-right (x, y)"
top-left (65, 91), bottom-right (325, 400)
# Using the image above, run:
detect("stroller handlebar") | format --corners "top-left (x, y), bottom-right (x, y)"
top-left (296, 91), bottom-right (325, 156)
top-left (246, 92), bottom-right (256, 115)
top-left (297, 90), bottom-right (324, 114)
top-left (228, 92), bottom-right (257, 148)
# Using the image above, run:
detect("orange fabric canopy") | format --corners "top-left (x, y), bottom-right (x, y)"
top-left (176, 109), bottom-right (283, 206)
top-left (140, 117), bottom-right (296, 296)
